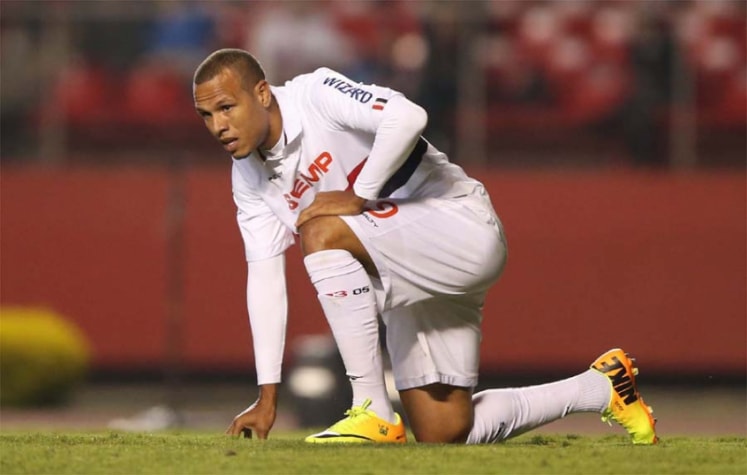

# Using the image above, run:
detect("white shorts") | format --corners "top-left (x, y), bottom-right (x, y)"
top-left (340, 183), bottom-right (508, 390)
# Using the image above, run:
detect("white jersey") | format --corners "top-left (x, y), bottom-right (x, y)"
top-left (231, 67), bottom-right (479, 262)
top-left (231, 68), bottom-right (506, 387)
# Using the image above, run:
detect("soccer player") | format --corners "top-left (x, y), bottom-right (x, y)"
top-left (192, 49), bottom-right (658, 445)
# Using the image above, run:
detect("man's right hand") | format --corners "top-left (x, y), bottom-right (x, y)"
top-left (225, 383), bottom-right (278, 439)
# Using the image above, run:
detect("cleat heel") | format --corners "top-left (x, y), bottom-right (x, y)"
top-left (590, 348), bottom-right (658, 445)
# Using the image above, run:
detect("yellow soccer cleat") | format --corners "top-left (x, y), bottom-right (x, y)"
top-left (591, 348), bottom-right (659, 445)
top-left (304, 398), bottom-right (407, 444)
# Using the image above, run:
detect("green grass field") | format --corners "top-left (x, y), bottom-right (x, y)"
top-left (1, 431), bottom-right (745, 475)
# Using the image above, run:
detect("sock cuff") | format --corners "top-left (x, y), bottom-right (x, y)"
top-left (575, 368), bottom-right (614, 413)
top-left (304, 249), bottom-right (363, 284)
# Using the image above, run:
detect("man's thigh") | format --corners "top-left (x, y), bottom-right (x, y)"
top-left (383, 297), bottom-right (483, 391)
top-left (341, 194), bottom-right (507, 310)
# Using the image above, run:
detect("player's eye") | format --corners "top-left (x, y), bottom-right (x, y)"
top-left (221, 105), bottom-right (233, 112)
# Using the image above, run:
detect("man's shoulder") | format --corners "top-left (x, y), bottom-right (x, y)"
top-left (274, 67), bottom-right (350, 125)
top-left (283, 67), bottom-right (346, 90)
top-left (231, 156), bottom-right (263, 189)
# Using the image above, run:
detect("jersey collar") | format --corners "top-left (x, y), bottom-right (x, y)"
top-left (270, 86), bottom-right (302, 144)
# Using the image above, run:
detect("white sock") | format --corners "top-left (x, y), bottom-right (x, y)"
top-left (304, 249), bottom-right (396, 423)
top-left (466, 369), bottom-right (612, 443)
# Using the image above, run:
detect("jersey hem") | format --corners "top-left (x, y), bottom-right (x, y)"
top-left (394, 373), bottom-right (477, 391)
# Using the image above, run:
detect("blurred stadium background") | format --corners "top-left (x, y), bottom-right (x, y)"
top-left (1, 0), bottom-right (745, 434)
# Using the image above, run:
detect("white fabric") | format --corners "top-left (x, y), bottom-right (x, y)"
top-left (246, 254), bottom-right (287, 385)
top-left (341, 183), bottom-right (505, 312)
top-left (232, 172), bottom-right (295, 262)
top-left (340, 184), bottom-right (506, 389)
top-left (466, 370), bottom-right (611, 444)
top-left (231, 67), bottom-right (473, 247)
top-left (383, 298), bottom-right (483, 390)
top-left (304, 250), bottom-right (395, 423)
top-left (351, 95), bottom-right (427, 200)
top-left (230, 67), bottom-right (503, 389)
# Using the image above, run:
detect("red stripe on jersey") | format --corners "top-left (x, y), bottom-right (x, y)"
top-left (372, 98), bottom-right (387, 111)
top-left (346, 158), bottom-right (368, 190)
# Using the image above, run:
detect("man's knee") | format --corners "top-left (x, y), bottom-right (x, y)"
top-left (299, 216), bottom-right (378, 275)
top-left (412, 418), bottom-right (472, 444)
top-left (299, 216), bottom-right (349, 255)
top-left (400, 384), bottom-right (474, 444)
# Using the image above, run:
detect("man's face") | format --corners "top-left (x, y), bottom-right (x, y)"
top-left (193, 68), bottom-right (270, 158)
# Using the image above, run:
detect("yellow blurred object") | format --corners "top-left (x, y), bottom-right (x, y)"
top-left (0, 307), bottom-right (91, 406)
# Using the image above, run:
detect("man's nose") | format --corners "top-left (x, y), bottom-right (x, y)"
top-left (213, 116), bottom-right (228, 135)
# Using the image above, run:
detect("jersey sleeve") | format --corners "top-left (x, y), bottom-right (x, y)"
top-left (246, 253), bottom-right (287, 385)
top-left (306, 69), bottom-right (428, 199)
top-left (232, 163), bottom-right (295, 262)
top-left (306, 68), bottom-right (402, 133)
top-left (232, 164), bottom-right (292, 385)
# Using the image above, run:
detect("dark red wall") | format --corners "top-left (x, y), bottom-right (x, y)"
top-left (2, 166), bottom-right (744, 376)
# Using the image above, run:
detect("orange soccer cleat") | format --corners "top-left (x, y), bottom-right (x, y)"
top-left (591, 348), bottom-right (659, 445)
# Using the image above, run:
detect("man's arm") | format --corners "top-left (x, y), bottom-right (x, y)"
top-left (296, 94), bottom-right (427, 228)
top-left (247, 254), bottom-right (287, 385)
top-left (226, 253), bottom-right (287, 439)
top-left (351, 94), bottom-right (428, 200)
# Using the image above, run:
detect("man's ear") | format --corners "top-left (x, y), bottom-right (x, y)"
top-left (256, 80), bottom-right (271, 107)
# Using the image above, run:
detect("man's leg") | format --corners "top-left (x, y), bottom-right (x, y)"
top-left (399, 384), bottom-right (474, 443)
top-left (399, 374), bottom-right (609, 444)
top-left (466, 370), bottom-right (612, 443)
top-left (299, 216), bottom-right (399, 435)
top-left (384, 298), bottom-right (622, 445)
top-left (397, 353), bottom-right (656, 445)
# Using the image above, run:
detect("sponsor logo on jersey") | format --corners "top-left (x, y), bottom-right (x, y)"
top-left (283, 152), bottom-right (333, 210)
top-left (362, 213), bottom-right (378, 228)
top-left (323, 76), bottom-right (373, 104)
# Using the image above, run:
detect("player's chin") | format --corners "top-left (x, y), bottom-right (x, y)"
top-left (229, 143), bottom-right (252, 159)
